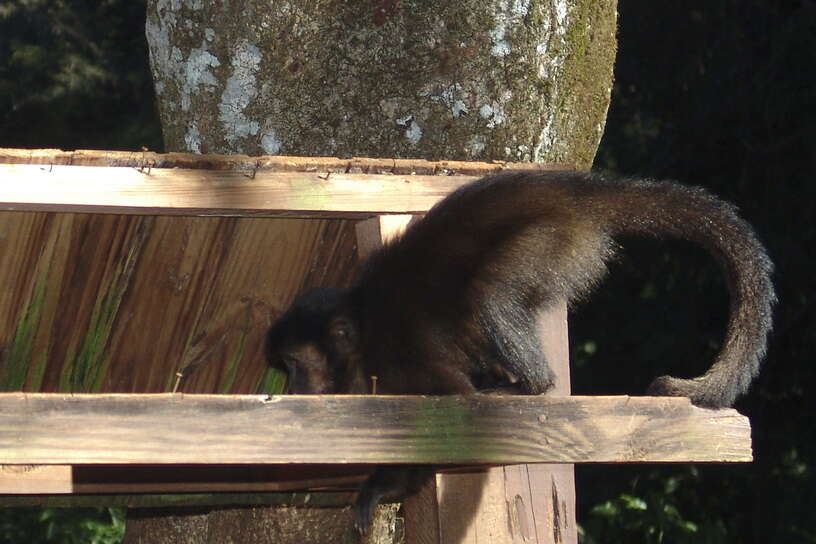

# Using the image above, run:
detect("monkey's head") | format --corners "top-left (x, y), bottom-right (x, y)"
top-left (266, 288), bottom-right (360, 394)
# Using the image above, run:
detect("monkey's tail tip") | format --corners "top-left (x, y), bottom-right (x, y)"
top-left (647, 375), bottom-right (734, 409)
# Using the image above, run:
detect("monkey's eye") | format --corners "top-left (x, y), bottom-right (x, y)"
top-left (329, 320), bottom-right (349, 338)
top-left (328, 316), bottom-right (357, 353)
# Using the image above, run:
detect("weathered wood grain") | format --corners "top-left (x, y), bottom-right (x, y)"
top-left (0, 164), bottom-right (476, 216)
top-left (0, 211), bottom-right (358, 394)
top-left (0, 464), bottom-right (368, 495)
top-left (0, 148), bottom-right (563, 217)
top-left (0, 465), bottom-right (72, 494)
top-left (0, 393), bottom-right (751, 465)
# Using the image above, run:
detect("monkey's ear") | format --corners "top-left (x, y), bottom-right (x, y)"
top-left (328, 315), bottom-right (359, 356)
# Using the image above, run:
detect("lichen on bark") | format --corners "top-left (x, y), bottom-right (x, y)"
top-left (147, 0), bottom-right (616, 167)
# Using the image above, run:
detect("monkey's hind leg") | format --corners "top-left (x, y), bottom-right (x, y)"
top-left (482, 307), bottom-right (555, 395)
top-left (353, 466), bottom-right (436, 535)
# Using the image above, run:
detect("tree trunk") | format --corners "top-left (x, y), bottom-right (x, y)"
top-left (145, 0), bottom-right (615, 167)
top-left (133, 0), bottom-right (616, 542)
top-left (124, 505), bottom-right (400, 544)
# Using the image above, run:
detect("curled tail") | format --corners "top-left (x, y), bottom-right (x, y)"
top-left (593, 174), bottom-right (776, 407)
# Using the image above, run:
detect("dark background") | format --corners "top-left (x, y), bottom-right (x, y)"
top-left (0, 1), bottom-right (813, 542)
top-left (573, 2), bottom-right (814, 542)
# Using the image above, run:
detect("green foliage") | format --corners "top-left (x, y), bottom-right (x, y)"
top-left (0, 508), bottom-right (124, 544)
top-left (258, 366), bottom-right (288, 394)
top-left (0, 0), bottom-right (162, 150)
top-left (580, 468), bottom-right (730, 544)
top-left (587, 493), bottom-right (702, 543)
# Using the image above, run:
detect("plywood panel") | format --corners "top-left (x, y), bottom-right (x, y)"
top-left (0, 212), bottom-right (357, 394)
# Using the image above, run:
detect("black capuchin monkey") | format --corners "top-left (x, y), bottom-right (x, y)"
top-left (265, 171), bottom-right (775, 533)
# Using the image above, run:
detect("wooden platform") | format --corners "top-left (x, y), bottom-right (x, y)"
top-left (0, 149), bottom-right (753, 543)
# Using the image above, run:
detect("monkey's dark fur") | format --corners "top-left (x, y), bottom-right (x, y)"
top-left (266, 171), bottom-right (775, 532)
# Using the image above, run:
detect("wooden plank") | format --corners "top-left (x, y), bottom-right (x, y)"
top-left (0, 465), bottom-right (72, 494)
top-left (437, 470), bottom-right (501, 543)
top-left (0, 211), bottom-right (358, 393)
top-left (530, 305), bottom-right (577, 543)
top-left (0, 393), bottom-right (751, 465)
top-left (0, 464), bottom-right (368, 495)
top-left (71, 465), bottom-right (365, 494)
top-left (0, 148), bottom-right (564, 217)
top-left (355, 215), bottom-right (418, 255)
top-left (403, 474), bottom-right (441, 544)
top-left (0, 164), bottom-right (477, 217)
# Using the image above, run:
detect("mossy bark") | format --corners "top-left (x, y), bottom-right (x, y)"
top-left (147, 0), bottom-right (615, 168)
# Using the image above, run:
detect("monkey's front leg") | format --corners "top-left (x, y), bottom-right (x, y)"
top-left (353, 366), bottom-right (478, 533)
top-left (354, 466), bottom-right (436, 535)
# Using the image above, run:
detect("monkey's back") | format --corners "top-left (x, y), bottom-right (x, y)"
top-left (350, 172), bottom-right (613, 393)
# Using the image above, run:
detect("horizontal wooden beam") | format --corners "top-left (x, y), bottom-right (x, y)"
top-left (0, 464), bottom-right (368, 495)
top-left (0, 164), bottom-right (473, 217)
top-left (0, 148), bottom-right (561, 217)
top-left (0, 393), bottom-right (750, 465)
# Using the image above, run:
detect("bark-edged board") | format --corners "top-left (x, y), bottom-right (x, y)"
top-left (0, 164), bottom-right (477, 217)
top-left (0, 393), bottom-right (751, 465)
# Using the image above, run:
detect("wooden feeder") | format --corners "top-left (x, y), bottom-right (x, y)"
top-left (0, 148), bottom-right (751, 543)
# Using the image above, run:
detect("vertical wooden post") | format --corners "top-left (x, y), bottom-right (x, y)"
top-left (355, 216), bottom-right (418, 253)
top-left (405, 306), bottom-right (575, 544)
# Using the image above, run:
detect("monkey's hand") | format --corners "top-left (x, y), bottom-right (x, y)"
top-left (353, 466), bottom-right (436, 535)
